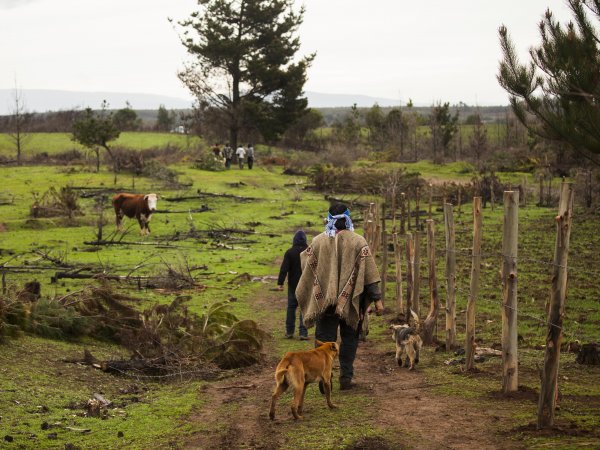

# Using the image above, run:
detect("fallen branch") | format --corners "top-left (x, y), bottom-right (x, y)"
top-left (164, 191), bottom-right (258, 202)
top-left (215, 383), bottom-right (256, 390)
top-left (155, 206), bottom-right (211, 214)
top-left (83, 240), bottom-right (189, 248)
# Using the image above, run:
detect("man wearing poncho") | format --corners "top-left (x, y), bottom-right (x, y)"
top-left (296, 204), bottom-right (383, 390)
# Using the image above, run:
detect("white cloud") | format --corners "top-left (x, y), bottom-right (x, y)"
top-left (0, 0), bottom-right (40, 9)
top-left (0, 0), bottom-right (576, 105)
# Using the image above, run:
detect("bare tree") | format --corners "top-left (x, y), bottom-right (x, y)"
top-left (469, 110), bottom-right (488, 166)
top-left (8, 83), bottom-right (32, 165)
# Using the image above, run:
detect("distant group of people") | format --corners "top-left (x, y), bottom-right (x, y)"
top-left (212, 143), bottom-right (255, 169)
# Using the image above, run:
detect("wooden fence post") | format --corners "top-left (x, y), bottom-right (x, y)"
top-left (400, 192), bottom-right (406, 234)
top-left (391, 186), bottom-right (397, 231)
top-left (428, 184), bottom-right (433, 220)
top-left (422, 219), bottom-right (439, 345)
top-left (415, 187), bottom-right (421, 230)
top-left (405, 233), bottom-right (414, 319)
top-left (537, 182), bottom-right (574, 428)
top-left (502, 190), bottom-right (519, 393)
top-left (444, 203), bottom-right (457, 351)
top-left (393, 232), bottom-right (404, 315)
top-left (372, 204), bottom-right (381, 259)
top-left (412, 231), bottom-right (421, 318)
top-left (465, 197), bottom-right (482, 370)
top-left (381, 231), bottom-right (388, 304)
top-left (407, 192), bottom-right (412, 231)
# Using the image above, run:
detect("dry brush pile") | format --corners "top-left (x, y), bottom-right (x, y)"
top-left (1, 281), bottom-right (267, 378)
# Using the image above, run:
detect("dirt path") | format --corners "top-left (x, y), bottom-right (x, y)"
top-left (184, 293), bottom-right (520, 450)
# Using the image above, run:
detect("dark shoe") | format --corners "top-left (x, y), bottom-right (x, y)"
top-left (285, 334), bottom-right (294, 339)
top-left (299, 335), bottom-right (309, 341)
top-left (339, 378), bottom-right (355, 391)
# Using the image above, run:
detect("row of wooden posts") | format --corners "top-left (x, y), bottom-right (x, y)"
top-left (362, 181), bottom-right (574, 429)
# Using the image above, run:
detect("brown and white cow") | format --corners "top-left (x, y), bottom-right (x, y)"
top-left (112, 193), bottom-right (158, 235)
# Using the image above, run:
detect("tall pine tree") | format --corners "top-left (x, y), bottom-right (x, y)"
top-left (498, 0), bottom-right (600, 165)
top-left (176, 0), bottom-right (314, 147)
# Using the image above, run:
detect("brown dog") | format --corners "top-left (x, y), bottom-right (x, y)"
top-left (269, 340), bottom-right (339, 420)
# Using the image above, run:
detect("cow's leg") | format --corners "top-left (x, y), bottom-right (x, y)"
top-left (145, 214), bottom-right (152, 235)
top-left (138, 216), bottom-right (147, 235)
top-left (116, 210), bottom-right (124, 231)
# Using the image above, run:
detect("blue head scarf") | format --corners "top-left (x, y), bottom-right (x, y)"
top-left (325, 208), bottom-right (354, 237)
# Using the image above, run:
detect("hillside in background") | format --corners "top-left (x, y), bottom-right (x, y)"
top-left (0, 89), bottom-right (193, 115)
top-left (0, 89), bottom-right (509, 116)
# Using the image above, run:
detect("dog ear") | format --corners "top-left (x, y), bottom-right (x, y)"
top-left (315, 339), bottom-right (324, 347)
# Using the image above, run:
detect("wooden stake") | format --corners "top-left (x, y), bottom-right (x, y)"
top-left (465, 197), bottom-right (482, 370)
top-left (502, 190), bottom-right (519, 393)
top-left (415, 187), bottom-right (421, 230)
top-left (391, 186), bottom-right (397, 231)
top-left (422, 219), bottom-right (439, 345)
top-left (381, 214), bottom-right (388, 305)
top-left (428, 184), bottom-right (433, 220)
top-left (406, 192), bottom-right (412, 231)
top-left (444, 203), bottom-right (457, 351)
top-left (400, 192), bottom-right (406, 234)
top-left (537, 182), bottom-right (574, 428)
top-left (405, 233), bottom-right (414, 319)
top-left (393, 232), bottom-right (404, 314)
top-left (412, 231), bottom-right (421, 318)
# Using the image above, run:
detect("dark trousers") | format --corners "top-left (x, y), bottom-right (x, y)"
top-left (315, 312), bottom-right (359, 381)
top-left (247, 157), bottom-right (254, 169)
top-left (286, 290), bottom-right (307, 337)
top-left (225, 158), bottom-right (232, 169)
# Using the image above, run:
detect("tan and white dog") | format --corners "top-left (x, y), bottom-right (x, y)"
top-left (390, 311), bottom-right (422, 370)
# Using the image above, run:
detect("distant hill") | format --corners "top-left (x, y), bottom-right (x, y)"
top-left (0, 89), bottom-right (508, 122)
top-left (0, 89), bottom-right (193, 115)
top-left (305, 91), bottom-right (402, 108)
top-left (0, 88), bottom-right (406, 114)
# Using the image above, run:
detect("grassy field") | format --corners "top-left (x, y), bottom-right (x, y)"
top-left (0, 137), bottom-right (598, 448)
top-left (315, 123), bottom-right (517, 148)
top-left (0, 132), bottom-right (201, 159)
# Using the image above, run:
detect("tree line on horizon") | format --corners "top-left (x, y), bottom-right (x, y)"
top-left (1, 0), bottom-right (598, 176)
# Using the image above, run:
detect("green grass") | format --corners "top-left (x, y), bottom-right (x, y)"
top-left (0, 150), bottom-right (598, 448)
top-left (0, 132), bottom-right (201, 158)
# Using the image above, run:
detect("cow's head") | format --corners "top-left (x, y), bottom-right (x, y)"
top-left (144, 193), bottom-right (158, 212)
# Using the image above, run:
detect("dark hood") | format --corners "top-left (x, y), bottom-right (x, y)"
top-left (293, 230), bottom-right (307, 247)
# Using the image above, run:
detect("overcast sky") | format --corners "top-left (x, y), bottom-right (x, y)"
top-left (0, 0), bottom-right (574, 106)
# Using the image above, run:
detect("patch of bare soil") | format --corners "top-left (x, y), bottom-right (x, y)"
top-left (355, 343), bottom-right (522, 450)
top-left (188, 362), bottom-right (281, 450)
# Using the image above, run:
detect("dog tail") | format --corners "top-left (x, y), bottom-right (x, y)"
top-left (410, 309), bottom-right (421, 332)
top-left (275, 365), bottom-right (289, 388)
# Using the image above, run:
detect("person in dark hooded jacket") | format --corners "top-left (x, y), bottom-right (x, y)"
top-left (278, 230), bottom-right (309, 340)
